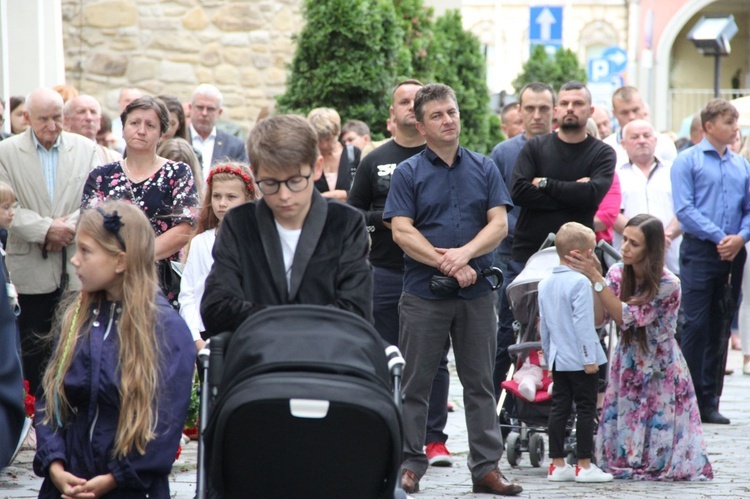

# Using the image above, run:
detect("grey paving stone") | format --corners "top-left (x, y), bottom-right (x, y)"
top-left (4, 350), bottom-right (750, 498)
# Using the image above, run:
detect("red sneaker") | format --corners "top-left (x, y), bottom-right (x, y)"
top-left (425, 442), bottom-right (454, 467)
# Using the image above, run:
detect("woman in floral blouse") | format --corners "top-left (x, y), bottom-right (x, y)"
top-left (567, 214), bottom-right (712, 481)
top-left (81, 96), bottom-right (199, 307)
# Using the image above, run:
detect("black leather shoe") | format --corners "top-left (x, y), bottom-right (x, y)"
top-left (702, 410), bottom-right (730, 424)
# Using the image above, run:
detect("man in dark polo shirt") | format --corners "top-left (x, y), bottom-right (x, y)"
top-left (349, 79), bottom-right (456, 466)
top-left (384, 84), bottom-right (521, 496)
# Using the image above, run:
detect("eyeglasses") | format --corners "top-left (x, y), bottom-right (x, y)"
top-left (256, 172), bottom-right (312, 195)
top-left (193, 105), bottom-right (219, 114)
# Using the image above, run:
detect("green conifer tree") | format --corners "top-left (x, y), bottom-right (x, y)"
top-left (276, 0), bottom-right (400, 138)
top-left (428, 10), bottom-right (501, 153)
top-left (512, 45), bottom-right (588, 94)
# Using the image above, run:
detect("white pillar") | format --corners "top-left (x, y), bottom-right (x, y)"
top-left (0, 0), bottom-right (65, 100)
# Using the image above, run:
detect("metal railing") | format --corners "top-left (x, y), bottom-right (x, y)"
top-left (668, 88), bottom-right (750, 134)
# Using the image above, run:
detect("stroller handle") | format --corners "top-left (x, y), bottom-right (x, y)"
top-left (540, 233), bottom-right (556, 250)
top-left (596, 239), bottom-right (622, 261)
top-left (507, 341), bottom-right (543, 359)
top-left (208, 332), bottom-right (232, 394)
top-left (385, 345), bottom-right (405, 375)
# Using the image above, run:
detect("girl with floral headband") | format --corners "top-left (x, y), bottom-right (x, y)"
top-left (33, 200), bottom-right (195, 498)
top-left (179, 162), bottom-right (257, 350)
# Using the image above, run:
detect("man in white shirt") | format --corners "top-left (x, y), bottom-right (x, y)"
top-left (613, 119), bottom-right (681, 273)
top-left (188, 84), bottom-right (248, 179)
top-left (603, 86), bottom-right (677, 167)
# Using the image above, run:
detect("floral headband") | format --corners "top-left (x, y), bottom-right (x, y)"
top-left (95, 207), bottom-right (127, 251)
top-left (206, 165), bottom-right (255, 195)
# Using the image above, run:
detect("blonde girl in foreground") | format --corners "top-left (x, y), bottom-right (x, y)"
top-left (33, 201), bottom-right (195, 498)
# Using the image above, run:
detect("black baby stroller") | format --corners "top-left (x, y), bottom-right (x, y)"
top-left (195, 305), bottom-right (406, 499)
top-left (499, 236), bottom-right (619, 468)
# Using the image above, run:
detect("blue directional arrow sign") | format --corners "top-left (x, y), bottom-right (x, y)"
top-left (530, 6), bottom-right (563, 53)
top-left (602, 46), bottom-right (628, 74)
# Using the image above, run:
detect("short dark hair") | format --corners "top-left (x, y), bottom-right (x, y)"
top-left (701, 98), bottom-right (739, 131)
top-left (341, 119), bottom-right (370, 138)
top-left (121, 96), bottom-right (170, 135)
top-left (414, 83), bottom-right (457, 122)
top-left (519, 82), bottom-right (556, 107)
top-left (612, 85), bottom-right (640, 104)
top-left (391, 79), bottom-right (424, 103)
top-left (247, 114), bottom-right (319, 176)
top-left (500, 102), bottom-right (519, 120)
top-left (559, 81), bottom-right (592, 105)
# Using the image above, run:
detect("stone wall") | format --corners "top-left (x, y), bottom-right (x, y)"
top-left (61, 0), bottom-right (303, 135)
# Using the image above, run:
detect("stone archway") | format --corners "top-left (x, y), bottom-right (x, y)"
top-left (653, 0), bottom-right (718, 131)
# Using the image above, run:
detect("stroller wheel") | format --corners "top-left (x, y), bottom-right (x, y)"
top-left (528, 433), bottom-right (545, 468)
top-left (506, 432), bottom-right (522, 467)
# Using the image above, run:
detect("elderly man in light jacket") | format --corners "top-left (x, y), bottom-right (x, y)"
top-left (0, 87), bottom-right (97, 394)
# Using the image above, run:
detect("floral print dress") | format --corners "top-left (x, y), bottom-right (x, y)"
top-left (596, 263), bottom-right (713, 481)
top-left (81, 160), bottom-right (199, 306)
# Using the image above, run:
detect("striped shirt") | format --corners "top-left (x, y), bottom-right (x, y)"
top-left (32, 131), bottom-right (61, 202)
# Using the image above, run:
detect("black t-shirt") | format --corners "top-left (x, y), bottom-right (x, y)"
top-left (348, 139), bottom-right (425, 270)
top-left (510, 133), bottom-right (616, 263)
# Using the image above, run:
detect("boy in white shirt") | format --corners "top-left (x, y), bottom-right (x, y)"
top-left (200, 115), bottom-right (372, 336)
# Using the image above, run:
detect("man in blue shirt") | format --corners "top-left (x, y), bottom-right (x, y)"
top-left (384, 84), bottom-right (521, 496)
top-left (490, 82), bottom-right (555, 400)
top-left (672, 98), bottom-right (750, 425)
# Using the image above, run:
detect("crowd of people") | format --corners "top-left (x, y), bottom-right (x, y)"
top-left (0, 75), bottom-right (747, 497)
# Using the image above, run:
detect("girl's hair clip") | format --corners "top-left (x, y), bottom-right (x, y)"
top-left (206, 165), bottom-right (255, 195)
top-left (96, 207), bottom-right (127, 251)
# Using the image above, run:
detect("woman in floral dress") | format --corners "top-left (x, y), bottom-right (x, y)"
top-left (567, 214), bottom-right (712, 480)
top-left (81, 96), bottom-right (199, 307)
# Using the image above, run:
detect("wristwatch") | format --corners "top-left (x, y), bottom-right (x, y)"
top-left (593, 281), bottom-right (605, 293)
top-left (538, 177), bottom-right (549, 189)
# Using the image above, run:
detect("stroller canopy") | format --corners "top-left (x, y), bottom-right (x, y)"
top-left (218, 305), bottom-right (391, 391)
top-left (506, 247), bottom-right (559, 325)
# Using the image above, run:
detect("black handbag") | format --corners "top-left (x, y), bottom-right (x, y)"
top-left (158, 259), bottom-right (181, 310)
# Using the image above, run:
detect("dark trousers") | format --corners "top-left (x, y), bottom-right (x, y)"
top-left (372, 267), bottom-right (449, 445)
top-left (679, 236), bottom-right (745, 413)
top-left (19, 291), bottom-right (63, 395)
top-left (548, 368), bottom-right (599, 460)
top-left (493, 259), bottom-right (525, 399)
top-left (400, 292), bottom-right (502, 481)
top-left (426, 338), bottom-right (451, 444)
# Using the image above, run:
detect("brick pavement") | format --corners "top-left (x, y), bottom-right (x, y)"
top-left (3, 350), bottom-right (750, 498)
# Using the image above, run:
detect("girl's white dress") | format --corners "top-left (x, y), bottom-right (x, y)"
top-left (179, 228), bottom-right (216, 341)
